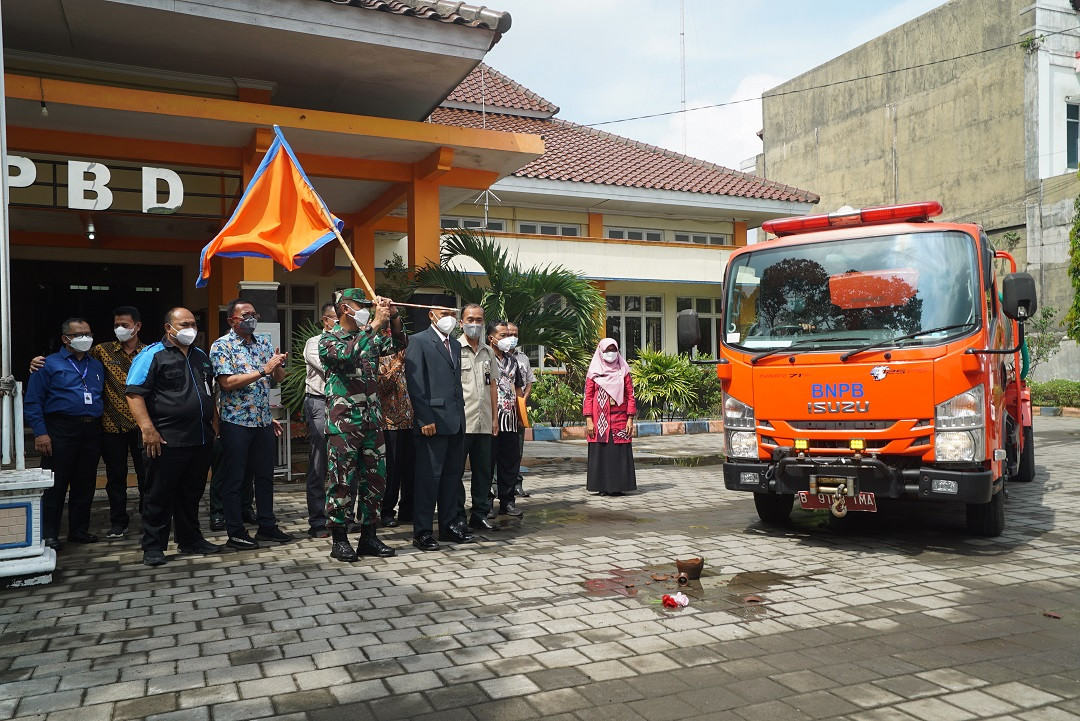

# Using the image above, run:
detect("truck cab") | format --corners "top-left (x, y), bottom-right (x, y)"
top-left (679, 202), bottom-right (1037, 536)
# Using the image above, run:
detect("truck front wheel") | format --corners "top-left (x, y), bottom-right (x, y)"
top-left (966, 488), bottom-right (1005, 537)
top-left (754, 493), bottom-right (794, 524)
top-left (1013, 426), bottom-right (1035, 483)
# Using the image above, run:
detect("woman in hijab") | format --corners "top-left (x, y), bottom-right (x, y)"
top-left (584, 338), bottom-right (637, 495)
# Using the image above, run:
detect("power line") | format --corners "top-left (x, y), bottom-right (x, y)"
top-left (586, 25), bottom-right (1078, 128)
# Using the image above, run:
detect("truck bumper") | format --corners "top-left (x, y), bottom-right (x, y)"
top-left (723, 460), bottom-right (997, 504)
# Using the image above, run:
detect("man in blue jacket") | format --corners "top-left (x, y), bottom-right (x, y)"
top-left (24, 317), bottom-right (106, 550)
top-left (126, 307), bottom-right (220, 566)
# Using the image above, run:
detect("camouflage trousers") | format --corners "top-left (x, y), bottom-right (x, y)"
top-left (325, 430), bottom-right (386, 527)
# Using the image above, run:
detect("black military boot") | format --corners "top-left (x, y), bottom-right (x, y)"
top-left (329, 527), bottom-right (358, 562)
top-left (355, 524), bottom-right (395, 557)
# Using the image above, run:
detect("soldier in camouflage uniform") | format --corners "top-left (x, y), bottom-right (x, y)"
top-left (319, 289), bottom-right (407, 562)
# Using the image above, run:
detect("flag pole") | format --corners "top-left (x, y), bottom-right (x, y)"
top-left (331, 229), bottom-right (456, 313)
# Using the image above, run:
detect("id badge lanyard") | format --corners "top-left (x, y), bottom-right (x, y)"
top-left (67, 357), bottom-right (93, 405)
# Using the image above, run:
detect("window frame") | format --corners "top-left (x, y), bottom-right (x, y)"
top-left (440, 216), bottom-right (506, 232)
top-left (1068, 102), bottom-right (1079, 171)
top-left (605, 294), bottom-right (664, 359)
top-left (606, 227), bottom-right (664, 242)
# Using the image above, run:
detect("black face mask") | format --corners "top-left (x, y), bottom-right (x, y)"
top-left (236, 317), bottom-right (258, 333)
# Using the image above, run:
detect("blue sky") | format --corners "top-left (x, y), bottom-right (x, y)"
top-left (484, 0), bottom-right (948, 169)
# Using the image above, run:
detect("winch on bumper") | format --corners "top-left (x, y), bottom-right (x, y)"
top-left (723, 450), bottom-right (996, 505)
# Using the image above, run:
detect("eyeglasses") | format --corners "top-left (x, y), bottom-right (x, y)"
top-left (233, 312), bottom-right (260, 321)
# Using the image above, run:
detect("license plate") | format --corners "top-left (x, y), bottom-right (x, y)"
top-left (798, 490), bottom-right (878, 512)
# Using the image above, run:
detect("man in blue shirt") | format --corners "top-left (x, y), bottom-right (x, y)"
top-left (126, 307), bottom-right (220, 566)
top-left (24, 317), bottom-right (106, 550)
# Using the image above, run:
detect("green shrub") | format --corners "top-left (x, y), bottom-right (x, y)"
top-left (528, 373), bottom-right (584, 427)
top-left (281, 318), bottom-right (323, 416)
top-left (1029, 379), bottom-right (1080, 408)
top-left (630, 349), bottom-right (696, 421)
top-left (687, 356), bottom-right (724, 419)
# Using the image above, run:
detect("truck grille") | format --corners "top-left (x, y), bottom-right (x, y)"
top-left (786, 420), bottom-right (898, 431)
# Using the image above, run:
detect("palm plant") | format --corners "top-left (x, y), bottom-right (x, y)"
top-left (413, 229), bottom-right (604, 356)
top-left (630, 349), bottom-right (697, 421)
top-left (280, 318), bottom-right (323, 416)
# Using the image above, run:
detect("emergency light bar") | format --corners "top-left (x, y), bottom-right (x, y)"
top-left (762, 201), bottom-right (944, 237)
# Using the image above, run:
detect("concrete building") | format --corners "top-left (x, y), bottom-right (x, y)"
top-left (418, 65), bottom-right (818, 362)
top-left (758, 0), bottom-right (1080, 378)
top-left (4, 0), bottom-right (543, 364)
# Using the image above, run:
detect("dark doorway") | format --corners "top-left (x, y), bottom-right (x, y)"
top-left (11, 260), bottom-right (183, 379)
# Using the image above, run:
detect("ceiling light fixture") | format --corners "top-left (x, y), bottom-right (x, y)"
top-left (86, 221), bottom-right (95, 241)
top-left (39, 77), bottom-right (48, 118)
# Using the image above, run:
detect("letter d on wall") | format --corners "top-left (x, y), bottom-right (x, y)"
top-left (142, 167), bottom-right (184, 213)
top-left (67, 161), bottom-right (114, 210)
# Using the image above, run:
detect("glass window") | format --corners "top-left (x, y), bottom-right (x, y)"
top-left (624, 296), bottom-right (641, 312)
top-left (645, 296), bottom-right (662, 313)
top-left (624, 317), bottom-right (643, 359)
top-left (1070, 103), bottom-right (1080, 170)
top-left (519, 222), bottom-right (538, 234)
top-left (627, 230), bottom-right (644, 241)
top-left (674, 233), bottom-right (690, 243)
top-left (709, 234), bottom-right (730, 245)
top-left (692, 234), bottom-right (707, 244)
top-left (276, 284), bottom-right (287, 303)
top-left (606, 295), bottom-right (621, 312)
top-left (676, 297), bottom-right (692, 312)
top-left (646, 317), bottom-right (662, 351)
top-left (488, 220), bottom-right (505, 231)
top-left (646, 231), bottom-right (663, 242)
top-left (607, 229), bottom-right (625, 239)
top-left (698, 317), bottom-right (713, 356)
top-left (540, 224), bottom-right (558, 235)
top-left (607, 294), bottom-right (664, 356)
top-left (562, 225), bottom-right (579, 237)
top-left (440, 218), bottom-right (460, 228)
top-left (290, 285), bottom-right (316, 305)
top-left (606, 316), bottom-right (621, 342)
top-left (696, 298), bottom-right (712, 314)
top-left (462, 219), bottom-right (483, 229)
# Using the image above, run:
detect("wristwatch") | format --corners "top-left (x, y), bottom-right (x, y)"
top-left (259, 368), bottom-right (268, 377)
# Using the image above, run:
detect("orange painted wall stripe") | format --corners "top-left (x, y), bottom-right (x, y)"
top-left (9, 74), bottom-right (545, 156)
top-left (8, 126), bottom-right (242, 169)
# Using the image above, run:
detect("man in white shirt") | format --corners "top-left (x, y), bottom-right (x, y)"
top-left (458, 304), bottom-right (499, 531)
top-left (302, 302), bottom-right (337, 538)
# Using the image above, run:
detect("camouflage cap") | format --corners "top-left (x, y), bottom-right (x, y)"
top-left (333, 288), bottom-right (371, 305)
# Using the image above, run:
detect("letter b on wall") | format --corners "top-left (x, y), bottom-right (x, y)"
top-left (67, 161), bottom-right (114, 210)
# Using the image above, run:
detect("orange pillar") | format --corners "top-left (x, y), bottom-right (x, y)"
top-left (734, 221), bottom-right (748, 247)
top-left (587, 212), bottom-right (604, 239)
top-left (408, 180), bottom-right (441, 269)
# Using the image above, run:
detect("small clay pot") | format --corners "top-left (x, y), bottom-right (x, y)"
top-left (676, 572), bottom-right (690, 586)
top-left (675, 557), bottom-right (704, 580)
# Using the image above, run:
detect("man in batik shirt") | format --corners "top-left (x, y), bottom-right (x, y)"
top-left (320, 289), bottom-right (407, 562)
top-left (377, 347), bottom-right (414, 528)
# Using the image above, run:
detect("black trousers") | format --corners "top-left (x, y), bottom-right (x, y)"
top-left (412, 432), bottom-right (464, 536)
top-left (219, 422), bottom-right (276, 537)
top-left (460, 433), bottom-right (493, 524)
top-left (101, 428), bottom-right (146, 528)
top-left (208, 435), bottom-right (254, 521)
top-left (141, 442), bottom-right (212, 552)
top-left (494, 430), bottom-right (521, 506)
top-left (41, 415), bottom-right (102, 539)
top-left (303, 395), bottom-right (328, 530)
top-left (381, 428), bottom-right (415, 522)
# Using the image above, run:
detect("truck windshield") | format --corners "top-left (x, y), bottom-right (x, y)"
top-left (724, 230), bottom-right (979, 352)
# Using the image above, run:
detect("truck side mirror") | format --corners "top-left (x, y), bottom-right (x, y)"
top-left (1001, 272), bottom-right (1037, 322)
top-left (677, 309), bottom-right (701, 354)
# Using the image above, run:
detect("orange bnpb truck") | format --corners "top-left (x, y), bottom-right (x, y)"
top-left (678, 202), bottom-right (1037, 537)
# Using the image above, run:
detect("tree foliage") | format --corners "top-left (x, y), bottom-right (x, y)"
top-left (281, 317), bottom-right (323, 416)
top-left (1026, 306), bottom-right (1063, 377)
top-left (413, 229), bottom-right (605, 355)
top-left (1068, 191), bottom-right (1080, 342)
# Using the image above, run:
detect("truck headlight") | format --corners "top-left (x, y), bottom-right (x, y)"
top-left (723, 393), bottom-right (755, 430)
top-left (935, 385), bottom-right (985, 462)
top-left (727, 431), bottom-right (758, 459)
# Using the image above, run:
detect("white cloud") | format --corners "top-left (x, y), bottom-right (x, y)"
top-left (656, 73), bottom-right (783, 170)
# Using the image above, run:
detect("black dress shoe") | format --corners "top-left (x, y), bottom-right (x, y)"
top-left (254, 526), bottom-right (294, 543)
top-left (469, 517), bottom-right (498, 531)
top-left (412, 533), bottom-right (440, 551)
top-left (500, 502), bottom-right (524, 518)
top-left (380, 515), bottom-right (399, 528)
top-left (226, 534), bottom-right (259, 551)
top-left (356, 536), bottom-right (396, 557)
top-left (178, 540), bottom-right (222, 555)
top-left (209, 518), bottom-right (225, 532)
top-left (485, 505), bottom-right (498, 520)
top-left (142, 550), bottom-right (167, 566)
top-left (514, 483), bottom-right (530, 498)
top-left (330, 540), bottom-right (359, 562)
top-left (307, 526), bottom-right (330, 539)
top-left (69, 532), bottom-right (99, 543)
top-left (43, 537), bottom-right (63, 551)
top-left (438, 524), bottom-right (476, 544)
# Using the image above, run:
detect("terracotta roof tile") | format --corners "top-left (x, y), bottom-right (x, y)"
top-left (318, 0), bottom-right (511, 33)
top-left (444, 64), bottom-right (558, 116)
top-left (430, 107), bottom-right (818, 203)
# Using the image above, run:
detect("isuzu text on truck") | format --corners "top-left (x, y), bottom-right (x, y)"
top-left (678, 202), bottom-right (1037, 536)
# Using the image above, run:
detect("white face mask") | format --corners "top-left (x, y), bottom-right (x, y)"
top-left (496, 337), bottom-right (515, 353)
top-left (353, 308), bottom-right (370, 326)
top-left (69, 335), bottom-right (93, 353)
top-left (602, 351), bottom-right (619, 363)
top-left (505, 336), bottom-right (519, 350)
top-left (172, 327), bottom-right (198, 346)
top-left (436, 315), bottom-right (458, 334)
top-left (462, 323), bottom-right (483, 339)
top-left (114, 326), bottom-right (136, 342)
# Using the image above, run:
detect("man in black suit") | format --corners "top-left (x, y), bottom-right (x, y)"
top-left (404, 306), bottom-right (475, 551)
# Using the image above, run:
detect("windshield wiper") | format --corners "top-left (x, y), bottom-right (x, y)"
top-left (839, 322), bottom-right (978, 362)
top-left (751, 337), bottom-right (870, 364)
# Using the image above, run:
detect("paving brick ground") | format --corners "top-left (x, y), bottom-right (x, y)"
top-left (2, 417), bottom-right (1079, 720)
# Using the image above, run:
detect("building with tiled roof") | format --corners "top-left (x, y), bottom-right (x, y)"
top-left (413, 64), bottom-right (819, 361)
